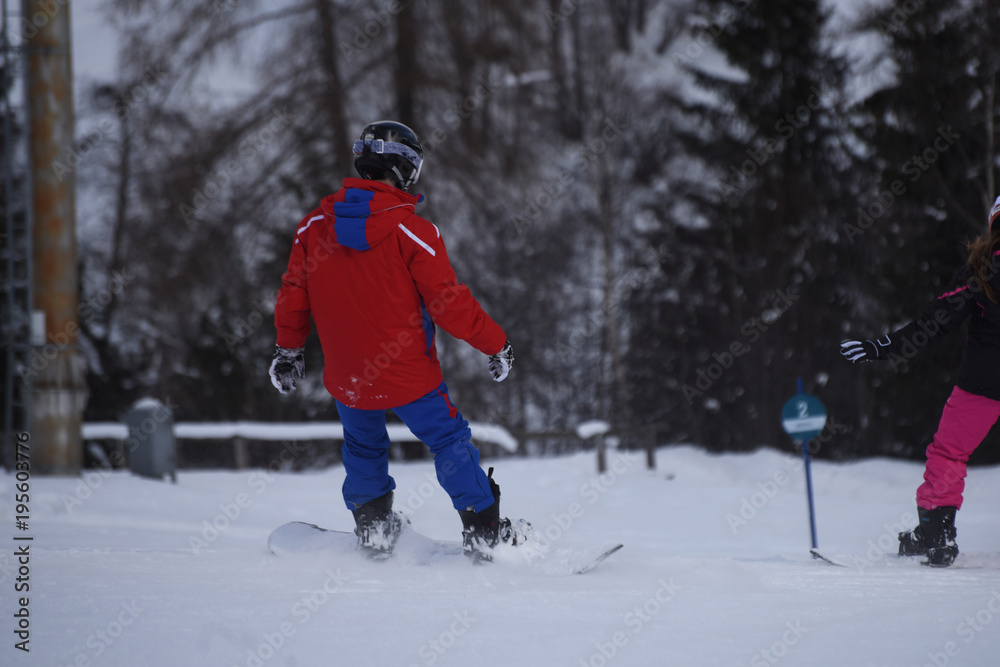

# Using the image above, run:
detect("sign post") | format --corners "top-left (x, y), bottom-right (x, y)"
top-left (781, 380), bottom-right (837, 564)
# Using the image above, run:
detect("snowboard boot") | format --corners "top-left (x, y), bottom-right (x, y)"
top-left (922, 506), bottom-right (958, 567)
top-left (898, 506), bottom-right (958, 567)
top-left (457, 468), bottom-right (533, 563)
top-left (351, 491), bottom-right (408, 561)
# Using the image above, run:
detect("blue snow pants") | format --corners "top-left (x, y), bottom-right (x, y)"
top-left (336, 383), bottom-right (495, 513)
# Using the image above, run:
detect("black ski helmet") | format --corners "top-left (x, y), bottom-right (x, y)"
top-left (352, 120), bottom-right (424, 191)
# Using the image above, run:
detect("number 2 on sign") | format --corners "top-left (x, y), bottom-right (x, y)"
top-left (797, 401), bottom-right (808, 418)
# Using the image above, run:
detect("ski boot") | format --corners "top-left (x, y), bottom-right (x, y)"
top-left (352, 491), bottom-right (408, 561)
top-left (457, 468), bottom-right (534, 563)
top-left (898, 506), bottom-right (958, 567)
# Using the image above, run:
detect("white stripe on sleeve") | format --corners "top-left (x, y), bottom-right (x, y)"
top-left (297, 214), bottom-right (324, 236)
top-left (398, 223), bottom-right (436, 256)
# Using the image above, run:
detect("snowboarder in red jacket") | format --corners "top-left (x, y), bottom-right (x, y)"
top-left (840, 195), bottom-right (1000, 566)
top-left (269, 120), bottom-right (527, 560)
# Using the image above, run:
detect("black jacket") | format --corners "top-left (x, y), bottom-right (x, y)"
top-left (877, 254), bottom-right (1000, 400)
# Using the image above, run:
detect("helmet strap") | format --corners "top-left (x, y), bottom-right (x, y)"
top-left (390, 165), bottom-right (410, 191)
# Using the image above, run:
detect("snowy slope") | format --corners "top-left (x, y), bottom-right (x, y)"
top-left (3, 446), bottom-right (1000, 667)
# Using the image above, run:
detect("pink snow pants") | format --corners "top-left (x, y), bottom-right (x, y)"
top-left (917, 386), bottom-right (1000, 511)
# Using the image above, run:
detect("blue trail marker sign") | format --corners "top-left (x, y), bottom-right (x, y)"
top-left (781, 393), bottom-right (827, 442)
top-left (780, 387), bottom-right (840, 564)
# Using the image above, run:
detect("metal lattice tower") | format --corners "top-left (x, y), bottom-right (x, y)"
top-left (1, 0), bottom-right (32, 470)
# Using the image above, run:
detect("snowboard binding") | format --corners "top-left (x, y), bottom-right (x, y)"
top-left (898, 506), bottom-right (959, 567)
top-left (352, 491), bottom-right (408, 561)
top-left (458, 468), bottom-right (535, 563)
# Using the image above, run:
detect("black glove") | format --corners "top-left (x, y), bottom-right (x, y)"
top-left (269, 346), bottom-right (305, 393)
top-left (488, 340), bottom-right (514, 382)
top-left (839, 339), bottom-right (882, 364)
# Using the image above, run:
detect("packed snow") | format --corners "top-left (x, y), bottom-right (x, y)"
top-left (3, 445), bottom-right (1000, 667)
top-left (575, 420), bottom-right (611, 440)
top-left (80, 422), bottom-right (519, 453)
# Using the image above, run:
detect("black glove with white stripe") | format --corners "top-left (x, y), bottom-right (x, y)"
top-left (839, 339), bottom-right (882, 364)
top-left (269, 345), bottom-right (305, 393)
top-left (488, 340), bottom-right (514, 382)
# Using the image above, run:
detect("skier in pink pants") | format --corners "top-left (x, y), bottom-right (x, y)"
top-left (839, 195), bottom-right (1000, 566)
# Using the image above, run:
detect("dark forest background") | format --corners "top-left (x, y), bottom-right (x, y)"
top-left (6, 0), bottom-right (1000, 466)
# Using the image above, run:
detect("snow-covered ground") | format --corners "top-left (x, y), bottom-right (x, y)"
top-left (3, 445), bottom-right (1000, 667)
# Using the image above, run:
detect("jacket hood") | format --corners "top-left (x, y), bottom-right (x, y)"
top-left (321, 178), bottom-right (424, 251)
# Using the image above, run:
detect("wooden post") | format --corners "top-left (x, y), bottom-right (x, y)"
top-left (233, 437), bottom-right (248, 470)
top-left (25, 0), bottom-right (87, 474)
top-left (645, 426), bottom-right (656, 470)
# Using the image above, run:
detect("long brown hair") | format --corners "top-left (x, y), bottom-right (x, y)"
top-left (967, 226), bottom-right (1000, 303)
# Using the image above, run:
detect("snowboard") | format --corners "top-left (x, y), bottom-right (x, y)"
top-left (806, 549), bottom-right (1000, 570)
top-left (268, 521), bottom-right (623, 576)
top-left (810, 548), bottom-right (847, 567)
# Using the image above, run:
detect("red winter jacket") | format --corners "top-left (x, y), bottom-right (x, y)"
top-left (274, 178), bottom-right (506, 409)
